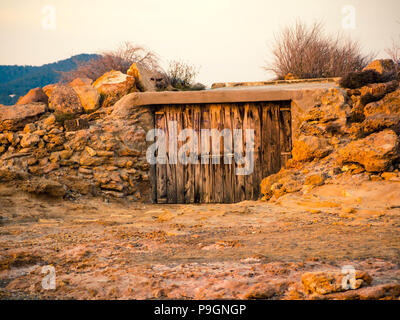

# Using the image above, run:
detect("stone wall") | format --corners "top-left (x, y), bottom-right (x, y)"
top-left (261, 78), bottom-right (400, 201)
top-left (0, 101), bottom-right (154, 200)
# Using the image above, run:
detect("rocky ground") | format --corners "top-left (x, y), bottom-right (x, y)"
top-left (1, 59), bottom-right (400, 300)
top-left (1, 177), bottom-right (399, 300)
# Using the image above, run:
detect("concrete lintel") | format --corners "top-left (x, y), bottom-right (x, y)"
top-left (127, 88), bottom-right (304, 107)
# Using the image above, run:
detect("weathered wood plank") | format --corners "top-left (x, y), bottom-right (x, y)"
top-left (271, 104), bottom-right (281, 174)
top-left (150, 108), bottom-right (157, 203)
top-left (165, 107), bottom-right (177, 203)
top-left (279, 102), bottom-right (292, 168)
top-left (210, 104), bottom-right (223, 203)
top-left (183, 105), bottom-right (195, 203)
top-left (175, 105), bottom-right (185, 203)
top-left (193, 105), bottom-right (201, 203)
top-left (155, 108), bottom-right (167, 204)
top-left (222, 103), bottom-right (234, 203)
top-left (232, 103), bottom-right (245, 202)
top-left (251, 103), bottom-right (262, 200)
top-left (200, 106), bottom-right (211, 203)
top-left (243, 103), bottom-right (253, 200)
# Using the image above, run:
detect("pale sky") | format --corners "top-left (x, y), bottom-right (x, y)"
top-left (0, 0), bottom-right (399, 86)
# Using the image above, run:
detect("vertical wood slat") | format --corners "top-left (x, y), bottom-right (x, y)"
top-left (193, 105), bottom-right (201, 203)
top-left (243, 103), bottom-right (253, 200)
top-left (223, 104), bottom-right (234, 203)
top-left (175, 105), bottom-right (185, 203)
top-left (150, 108), bottom-right (157, 203)
top-left (155, 107), bottom-right (167, 204)
top-left (184, 105), bottom-right (194, 203)
top-left (271, 104), bottom-right (281, 174)
top-left (200, 106), bottom-right (211, 203)
top-left (279, 102), bottom-right (292, 168)
top-left (211, 104), bottom-right (223, 203)
top-left (233, 103), bottom-right (246, 202)
top-left (261, 103), bottom-right (271, 178)
top-left (251, 103), bottom-right (262, 200)
top-left (165, 106), bottom-right (177, 203)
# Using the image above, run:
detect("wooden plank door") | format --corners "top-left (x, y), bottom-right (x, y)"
top-left (153, 101), bottom-right (291, 204)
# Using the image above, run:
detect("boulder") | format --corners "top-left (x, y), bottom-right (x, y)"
top-left (0, 103), bottom-right (47, 132)
top-left (364, 88), bottom-right (400, 117)
top-left (42, 84), bottom-right (56, 98)
top-left (69, 78), bottom-right (100, 113)
top-left (93, 70), bottom-right (137, 108)
top-left (359, 81), bottom-right (398, 102)
top-left (300, 88), bottom-right (351, 136)
top-left (337, 129), bottom-right (400, 172)
top-left (301, 271), bottom-right (372, 295)
top-left (292, 135), bottom-right (333, 162)
top-left (362, 59), bottom-right (396, 75)
top-left (360, 88), bottom-right (400, 134)
top-left (127, 63), bottom-right (156, 92)
top-left (48, 85), bottom-right (84, 116)
top-left (21, 178), bottom-right (66, 197)
top-left (16, 88), bottom-right (48, 105)
top-left (362, 114), bottom-right (400, 135)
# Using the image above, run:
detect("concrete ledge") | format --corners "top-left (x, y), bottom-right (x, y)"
top-left (118, 82), bottom-right (337, 109)
top-left (211, 78), bottom-right (341, 89)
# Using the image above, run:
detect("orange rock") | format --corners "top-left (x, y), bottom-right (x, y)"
top-left (42, 84), bottom-right (57, 98)
top-left (292, 135), bottom-right (333, 162)
top-left (337, 129), bottom-right (399, 172)
top-left (362, 59), bottom-right (396, 75)
top-left (69, 78), bottom-right (100, 113)
top-left (93, 70), bottom-right (137, 108)
top-left (48, 85), bottom-right (84, 116)
top-left (16, 87), bottom-right (48, 105)
top-left (301, 270), bottom-right (372, 295)
top-left (284, 73), bottom-right (298, 80)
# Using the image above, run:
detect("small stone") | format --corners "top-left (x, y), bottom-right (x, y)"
top-left (85, 146), bottom-right (97, 157)
top-left (20, 134), bottom-right (40, 148)
top-left (43, 114), bottom-right (56, 127)
top-left (59, 149), bottom-right (73, 160)
top-left (304, 174), bottom-right (325, 186)
top-left (49, 152), bottom-right (60, 163)
top-left (23, 123), bottom-right (36, 133)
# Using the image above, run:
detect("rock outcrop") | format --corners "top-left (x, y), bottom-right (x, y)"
top-left (0, 78), bottom-right (152, 199)
top-left (16, 88), bottom-right (48, 105)
top-left (93, 70), bottom-right (137, 108)
top-left (48, 85), bottom-right (84, 116)
top-left (261, 67), bottom-right (400, 201)
top-left (337, 129), bottom-right (399, 172)
top-left (363, 59), bottom-right (396, 75)
top-left (301, 270), bottom-right (372, 295)
top-left (0, 103), bottom-right (47, 132)
top-left (69, 78), bottom-right (100, 113)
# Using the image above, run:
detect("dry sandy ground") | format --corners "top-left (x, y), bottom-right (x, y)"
top-left (0, 180), bottom-right (399, 300)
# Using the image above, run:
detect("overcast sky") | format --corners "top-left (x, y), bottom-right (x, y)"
top-left (0, 0), bottom-right (399, 86)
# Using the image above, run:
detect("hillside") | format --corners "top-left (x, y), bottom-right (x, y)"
top-left (0, 54), bottom-right (100, 105)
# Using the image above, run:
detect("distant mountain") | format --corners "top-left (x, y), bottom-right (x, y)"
top-left (0, 54), bottom-right (100, 105)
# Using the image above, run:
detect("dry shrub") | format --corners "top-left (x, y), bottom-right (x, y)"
top-left (166, 60), bottom-right (199, 90)
top-left (385, 32), bottom-right (400, 76)
top-left (60, 42), bottom-right (161, 82)
top-left (339, 69), bottom-right (397, 89)
top-left (265, 21), bottom-right (374, 79)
